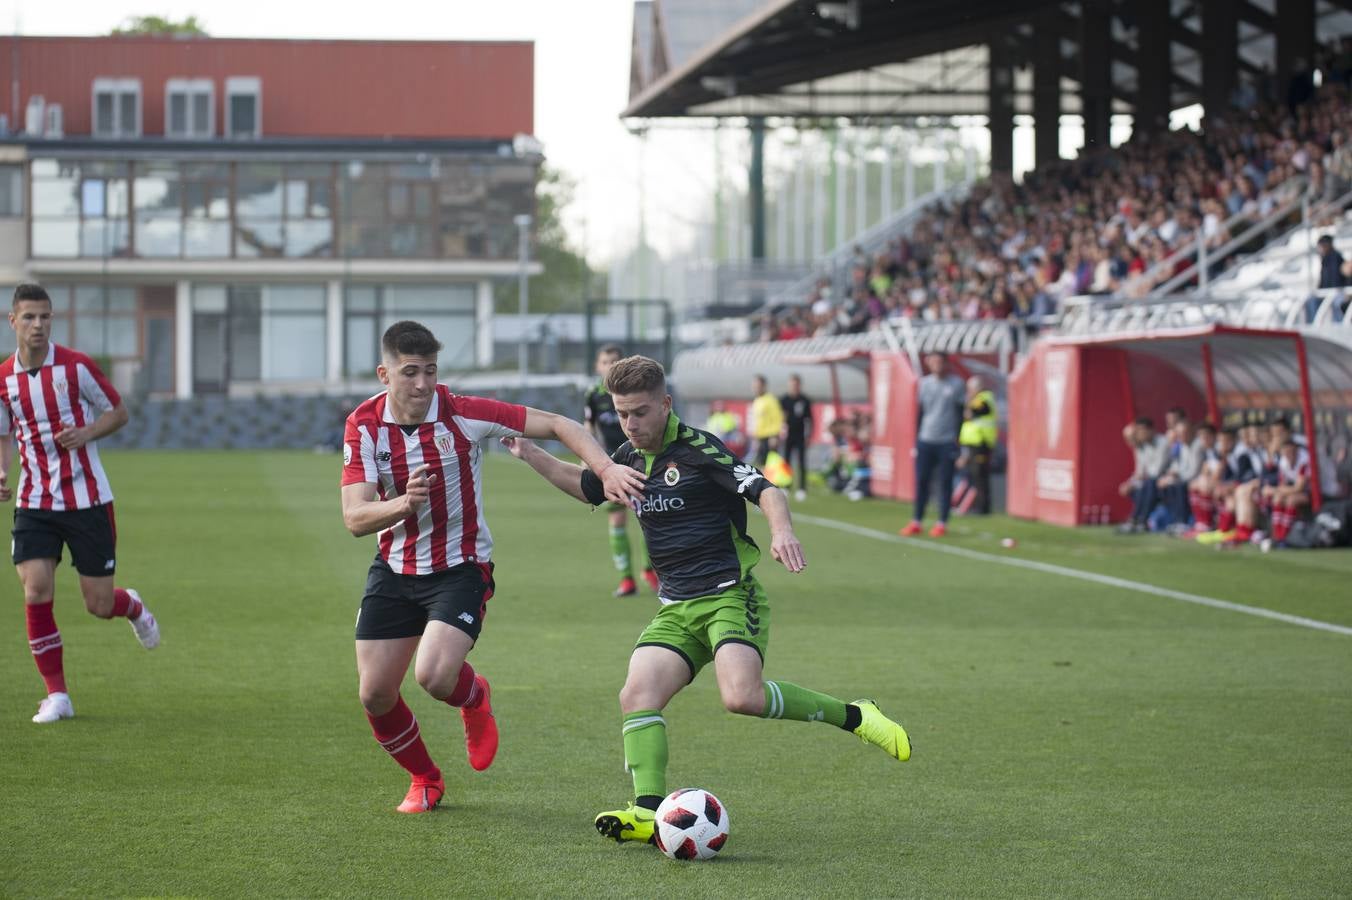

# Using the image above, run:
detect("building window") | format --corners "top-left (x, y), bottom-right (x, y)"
top-left (344, 284), bottom-right (476, 375)
top-left (193, 284), bottom-right (325, 391)
top-left (30, 159), bottom-right (131, 258)
top-left (72, 285), bottom-right (139, 358)
top-left (92, 78), bottom-right (141, 138)
top-left (235, 162), bottom-right (334, 258)
top-left (134, 161), bottom-right (184, 257)
top-left (166, 79), bottom-right (214, 138)
top-left (0, 165), bottom-right (23, 216)
top-left (225, 77), bottom-right (261, 139)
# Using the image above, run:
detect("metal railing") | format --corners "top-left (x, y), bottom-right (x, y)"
top-left (1120, 180), bottom-right (1307, 297)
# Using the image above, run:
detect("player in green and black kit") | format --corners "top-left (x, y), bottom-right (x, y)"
top-left (583, 345), bottom-right (658, 597)
top-left (504, 355), bottom-right (911, 847)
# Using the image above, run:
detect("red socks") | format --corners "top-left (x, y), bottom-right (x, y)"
top-left (110, 588), bottom-right (143, 620)
top-left (444, 662), bottom-right (484, 709)
top-left (1217, 508), bottom-right (1236, 532)
top-left (1188, 491), bottom-right (1214, 529)
top-left (1272, 503), bottom-right (1297, 542)
top-left (26, 603), bottom-right (66, 695)
top-left (367, 696), bottom-right (439, 779)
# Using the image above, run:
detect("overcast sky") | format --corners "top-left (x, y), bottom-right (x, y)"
top-left (0, 0), bottom-right (704, 263)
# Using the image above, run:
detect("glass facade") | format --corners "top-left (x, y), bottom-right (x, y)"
top-left (29, 155), bottom-right (535, 261)
top-left (344, 284), bottom-right (478, 376)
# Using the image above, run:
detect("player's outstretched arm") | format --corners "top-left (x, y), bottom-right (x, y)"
top-left (519, 408), bottom-right (643, 505)
top-left (341, 465), bottom-right (436, 537)
top-left (759, 486), bottom-right (807, 574)
top-left (501, 436), bottom-right (594, 504)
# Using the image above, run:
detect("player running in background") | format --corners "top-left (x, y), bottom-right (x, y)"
top-left (0, 283), bottom-right (159, 725)
top-left (341, 321), bottom-right (644, 814)
top-left (584, 344), bottom-right (658, 597)
top-left (779, 373), bottom-right (813, 502)
top-left (503, 355), bottom-right (910, 846)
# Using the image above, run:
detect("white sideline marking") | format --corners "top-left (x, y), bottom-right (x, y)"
top-left (793, 513), bottom-right (1352, 637)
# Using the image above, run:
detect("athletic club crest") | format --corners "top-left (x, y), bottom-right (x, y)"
top-left (437, 435), bottom-right (453, 456)
top-left (664, 463), bottom-right (680, 486)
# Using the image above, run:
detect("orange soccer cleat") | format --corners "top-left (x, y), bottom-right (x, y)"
top-left (396, 774), bottom-right (445, 814)
top-left (614, 576), bottom-right (638, 597)
top-left (928, 522), bottom-right (948, 538)
top-left (898, 521), bottom-right (923, 537)
top-left (461, 675), bottom-right (499, 772)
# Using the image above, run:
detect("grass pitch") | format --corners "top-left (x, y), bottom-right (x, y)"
top-left (1, 450), bottom-right (1350, 898)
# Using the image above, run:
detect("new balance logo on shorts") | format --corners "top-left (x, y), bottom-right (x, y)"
top-left (458, 612), bottom-right (475, 625)
top-left (104, 559), bottom-right (115, 570)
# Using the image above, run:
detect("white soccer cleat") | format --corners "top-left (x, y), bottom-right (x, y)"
top-left (32, 692), bottom-right (74, 724)
top-left (127, 590), bottom-right (160, 650)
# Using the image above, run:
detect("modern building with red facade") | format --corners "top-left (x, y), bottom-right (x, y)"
top-left (0, 35), bottom-right (539, 397)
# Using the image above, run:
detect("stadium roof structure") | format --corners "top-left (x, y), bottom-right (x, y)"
top-left (625, 0), bottom-right (1352, 155)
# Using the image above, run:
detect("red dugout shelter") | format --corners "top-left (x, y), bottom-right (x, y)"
top-left (1008, 325), bottom-right (1352, 526)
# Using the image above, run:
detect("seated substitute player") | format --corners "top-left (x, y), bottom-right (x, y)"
top-left (502, 355), bottom-right (911, 846)
top-left (1, 283), bottom-right (160, 725)
top-left (341, 320), bottom-right (643, 814)
top-left (584, 343), bottom-right (658, 597)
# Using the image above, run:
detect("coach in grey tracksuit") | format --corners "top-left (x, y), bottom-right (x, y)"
top-left (906, 353), bottom-right (966, 531)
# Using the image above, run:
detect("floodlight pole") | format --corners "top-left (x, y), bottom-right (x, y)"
top-left (515, 213), bottom-right (532, 381)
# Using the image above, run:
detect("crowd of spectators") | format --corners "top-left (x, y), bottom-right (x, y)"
top-left (755, 74), bottom-right (1352, 343)
top-left (1117, 407), bottom-right (1352, 550)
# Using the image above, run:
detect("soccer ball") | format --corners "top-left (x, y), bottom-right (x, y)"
top-left (653, 788), bottom-right (729, 860)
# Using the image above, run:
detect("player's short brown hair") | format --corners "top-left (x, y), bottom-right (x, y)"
top-left (12, 283), bottom-right (51, 308)
top-left (606, 355), bottom-right (666, 396)
top-left (597, 343), bottom-right (624, 360)
top-left (382, 320), bottom-right (442, 360)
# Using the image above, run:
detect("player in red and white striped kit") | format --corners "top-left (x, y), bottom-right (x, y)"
top-left (1, 284), bottom-right (160, 725)
top-left (341, 320), bottom-right (644, 813)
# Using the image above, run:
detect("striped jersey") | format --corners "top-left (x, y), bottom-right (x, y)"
top-left (341, 384), bottom-right (526, 575)
top-left (0, 343), bottom-right (121, 510)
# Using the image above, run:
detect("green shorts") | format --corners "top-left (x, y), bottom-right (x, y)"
top-left (636, 578), bottom-right (769, 680)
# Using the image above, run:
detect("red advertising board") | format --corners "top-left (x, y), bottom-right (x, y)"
top-left (867, 352), bottom-right (918, 501)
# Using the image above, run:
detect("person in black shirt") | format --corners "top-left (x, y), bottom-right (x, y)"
top-left (504, 355), bottom-right (911, 849)
top-left (584, 345), bottom-right (657, 597)
top-left (779, 373), bottom-right (813, 501)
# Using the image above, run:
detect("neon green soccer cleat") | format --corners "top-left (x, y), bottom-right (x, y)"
top-left (852, 699), bottom-right (912, 761)
top-left (594, 803), bottom-right (656, 844)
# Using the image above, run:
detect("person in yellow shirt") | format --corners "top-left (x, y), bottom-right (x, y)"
top-left (748, 374), bottom-right (785, 467)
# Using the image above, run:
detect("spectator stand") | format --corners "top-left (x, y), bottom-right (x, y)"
top-left (1007, 324), bottom-right (1352, 526)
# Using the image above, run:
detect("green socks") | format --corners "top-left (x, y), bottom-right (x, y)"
top-left (622, 710), bottom-right (668, 799)
top-left (609, 523), bottom-right (633, 577)
top-left (761, 681), bottom-right (848, 728)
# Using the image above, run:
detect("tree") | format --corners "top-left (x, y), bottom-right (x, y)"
top-left (495, 165), bottom-right (601, 315)
top-left (111, 15), bottom-right (208, 36)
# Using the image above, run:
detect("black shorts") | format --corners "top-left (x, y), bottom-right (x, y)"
top-left (355, 556), bottom-right (495, 642)
top-left (12, 504), bottom-right (118, 577)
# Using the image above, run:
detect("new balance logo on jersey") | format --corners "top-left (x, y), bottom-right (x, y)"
top-left (632, 493), bottom-right (686, 517)
top-left (376, 450), bottom-right (392, 462)
top-left (733, 463), bottom-right (765, 494)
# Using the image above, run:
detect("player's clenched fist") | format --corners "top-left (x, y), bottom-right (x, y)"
top-left (402, 464), bottom-right (438, 516)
